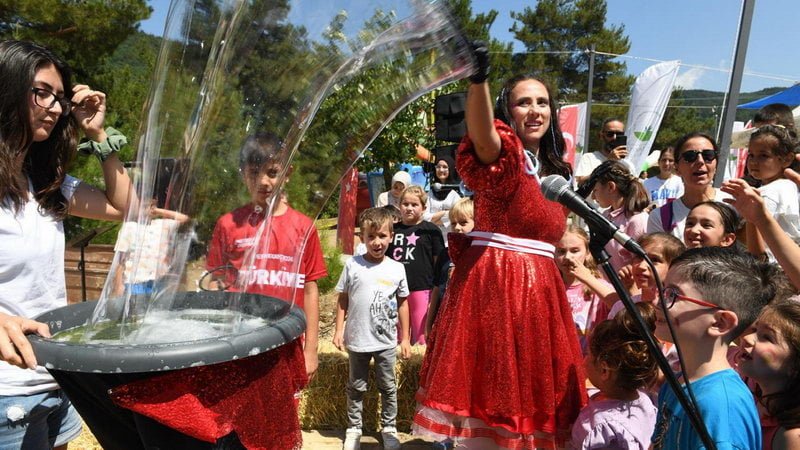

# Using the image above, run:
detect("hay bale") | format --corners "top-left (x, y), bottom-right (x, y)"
top-left (300, 341), bottom-right (425, 433)
top-left (74, 423), bottom-right (103, 449)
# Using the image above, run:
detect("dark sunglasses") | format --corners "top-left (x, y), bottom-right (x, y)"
top-left (603, 131), bottom-right (623, 139)
top-left (679, 149), bottom-right (718, 163)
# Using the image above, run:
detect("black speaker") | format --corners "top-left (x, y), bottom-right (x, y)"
top-left (434, 92), bottom-right (467, 143)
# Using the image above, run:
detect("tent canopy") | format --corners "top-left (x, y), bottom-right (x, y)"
top-left (738, 84), bottom-right (800, 109)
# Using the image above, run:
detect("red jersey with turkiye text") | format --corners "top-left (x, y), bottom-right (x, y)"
top-left (206, 204), bottom-right (327, 309)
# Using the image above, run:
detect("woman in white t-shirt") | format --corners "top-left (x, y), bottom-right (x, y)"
top-left (647, 132), bottom-right (731, 240)
top-left (643, 147), bottom-right (684, 208)
top-left (0, 40), bottom-right (132, 449)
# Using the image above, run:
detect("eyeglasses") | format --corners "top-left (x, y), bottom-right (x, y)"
top-left (662, 286), bottom-right (723, 310)
top-left (31, 87), bottom-right (72, 117)
top-left (604, 131), bottom-right (623, 139)
top-left (679, 149), bottom-right (718, 164)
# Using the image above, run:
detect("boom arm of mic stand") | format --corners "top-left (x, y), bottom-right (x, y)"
top-left (586, 229), bottom-right (717, 450)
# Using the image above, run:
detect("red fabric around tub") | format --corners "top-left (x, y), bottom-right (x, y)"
top-left (111, 339), bottom-right (307, 450)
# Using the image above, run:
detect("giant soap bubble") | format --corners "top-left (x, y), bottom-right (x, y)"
top-left (31, 0), bottom-right (473, 372)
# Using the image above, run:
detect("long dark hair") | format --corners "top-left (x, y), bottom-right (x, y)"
top-left (0, 40), bottom-right (77, 218)
top-left (494, 74), bottom-right (571, 179)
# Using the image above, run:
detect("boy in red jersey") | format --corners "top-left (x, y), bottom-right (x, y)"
top-left (206, 132), bottom-right (327, 377)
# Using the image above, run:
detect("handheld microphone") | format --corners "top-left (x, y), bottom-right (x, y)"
top-left (540, 174), bottom-right (645, 257)
top-left (431, 182), bottom-right (461, 191)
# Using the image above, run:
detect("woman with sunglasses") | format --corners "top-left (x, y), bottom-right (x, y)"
top-left (0, 40), bottom-right (131, 449)
top-left (646, 132), bottom-right (732, 240)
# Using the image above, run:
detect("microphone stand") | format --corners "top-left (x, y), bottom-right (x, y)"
top-left (586, 228), bottom-right (716, 450)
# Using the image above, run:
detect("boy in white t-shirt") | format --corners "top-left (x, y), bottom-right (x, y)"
top-left (334, 207), bottom-right (412, 450)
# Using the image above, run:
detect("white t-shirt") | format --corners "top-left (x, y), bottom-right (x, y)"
top-left (646, 189), bottom-right (733, 240)
top-left (115, 219), bottom-right (180, 284)
top-left (335, 255), bottom-right (409, 352)
top-left (643, 175), bottom-right (684, 208)
top-left (759, 178), bottom-right (800, 245)
top-left (423, 189), bottom-right (461, 245)
top-left (574, 151), bottom-right (608, 179)
top-left (376, 191), bottom-right (400, 208)
top-left (0, 175), bottom-right (80, 396)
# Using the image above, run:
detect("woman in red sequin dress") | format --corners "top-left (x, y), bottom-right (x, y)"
top-left (413, 70), bottom-right (587, 449)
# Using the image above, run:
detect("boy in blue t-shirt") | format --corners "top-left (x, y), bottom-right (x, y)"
top-left (651, 247), bottom-right (776, 449)
top-left (334, 207), bottom-right (411, 450)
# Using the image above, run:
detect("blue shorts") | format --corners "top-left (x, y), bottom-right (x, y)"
top-left (0, 390), bottom-right (82, 449)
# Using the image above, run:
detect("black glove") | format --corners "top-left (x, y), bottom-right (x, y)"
top-left (468, 41), bottom-right (490, 84)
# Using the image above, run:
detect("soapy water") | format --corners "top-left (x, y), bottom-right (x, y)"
top-left (53, 309), bottom-right (269, 345)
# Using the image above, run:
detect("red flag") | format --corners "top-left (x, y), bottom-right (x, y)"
top-left (337, 167), bottom-right (358, 254)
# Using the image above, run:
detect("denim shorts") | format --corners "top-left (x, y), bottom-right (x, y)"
top-left (0, 389), bottom-right (82, 449)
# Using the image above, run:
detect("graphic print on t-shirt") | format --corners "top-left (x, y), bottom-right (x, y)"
top-left (370, 286), bottom-right (399, 339)
top-left (391, 231), bottom-right (419, 261)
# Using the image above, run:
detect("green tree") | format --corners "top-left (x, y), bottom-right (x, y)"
top-left (510, 0), bottom-right (632, 100)
top-left (0, 0), bottom-right (151, 84)
top-left (360, 0), bottom-right (514, 186)
top-left (510, 0), bottom-right (634, 153)
top-left (63, 32), bottom-right (161, 243)
top-left (1, 1), bottom-right (152, 242)
top-left (653, 89), bottom-right (716, 150)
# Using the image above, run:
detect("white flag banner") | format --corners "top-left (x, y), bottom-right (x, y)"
top-left (625, 60), bottom-right (680, 174)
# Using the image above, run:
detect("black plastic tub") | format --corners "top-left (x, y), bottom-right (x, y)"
top-left (29, 291), bottom-right (305, 374)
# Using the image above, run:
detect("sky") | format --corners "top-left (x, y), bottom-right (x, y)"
top-left (139, 0), bottom-right (799, 93)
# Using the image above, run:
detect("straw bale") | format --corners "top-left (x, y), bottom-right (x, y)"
top-left (74, 424), bottom-right (103, 449)
top-left (299, 341), bottom-right (425, 432)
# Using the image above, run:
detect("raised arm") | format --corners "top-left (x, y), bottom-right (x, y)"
top-left (465, 43), bottom-right (501, 165)
top-left (68, 85), bottom-right (134, 221)
top-left (722, 178), bottom-right (800, 290)
top-left (466, 81), bottom-right (502, 165)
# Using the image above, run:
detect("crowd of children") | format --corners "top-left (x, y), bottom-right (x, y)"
top-left (333, 103), bottom-right (800, 450)
top-left (5, 36), bottom-right (800, 450)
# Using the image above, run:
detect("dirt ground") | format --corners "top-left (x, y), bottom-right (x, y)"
top-left (302, 430), bottom-right (433, 448)
top-left (73, 426), bottom-right (434, 448)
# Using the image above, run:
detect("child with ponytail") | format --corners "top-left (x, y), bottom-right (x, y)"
top-left (589, 160), bottom-right (651, 270)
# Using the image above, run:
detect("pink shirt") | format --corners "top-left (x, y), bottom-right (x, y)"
top-left (602, 208), bottom-right (649, 272)
top-left (565, 281), bottom-right (610, 355)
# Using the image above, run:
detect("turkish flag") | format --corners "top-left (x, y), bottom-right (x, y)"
top-left (558, 103), bottom-right (585, 167)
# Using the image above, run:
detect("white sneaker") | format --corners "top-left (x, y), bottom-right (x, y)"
top-left (343, 428), bottom-right (362, 450)
top-left (381, 427), bottom-right (401, 450)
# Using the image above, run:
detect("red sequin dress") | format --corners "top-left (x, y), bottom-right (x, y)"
top-left (413, 120), bottom-right (587, 449)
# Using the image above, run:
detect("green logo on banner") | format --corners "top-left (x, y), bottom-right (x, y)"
top-left (634, 126), bottom-right (654, 141)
